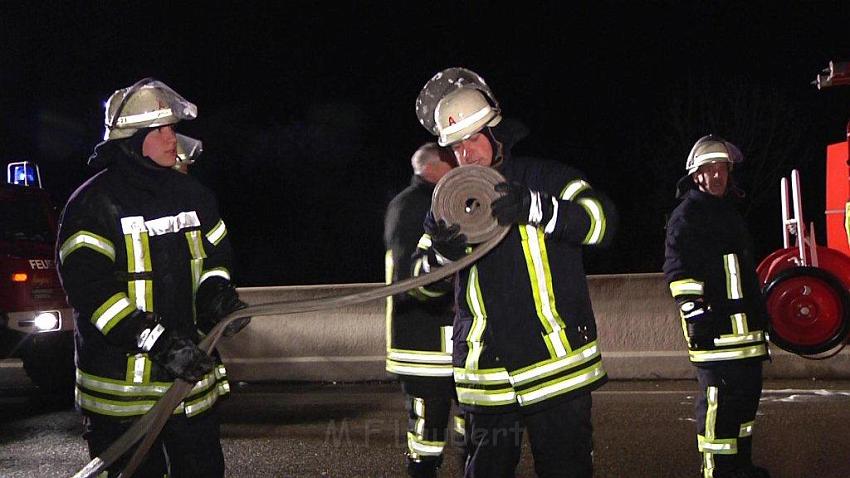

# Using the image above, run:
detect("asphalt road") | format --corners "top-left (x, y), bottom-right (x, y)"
top-left (1, 361), bottom-right (849, 477)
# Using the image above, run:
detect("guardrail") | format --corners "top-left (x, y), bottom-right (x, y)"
top-left (218, 273), bottom-right (850, 381)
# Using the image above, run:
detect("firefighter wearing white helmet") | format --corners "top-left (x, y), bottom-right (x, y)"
top-left (664, 135), bottom-right (770, 478)
top-left (58, 77), bottom-right (248, 477)
top-left (434, 87), bottom-right (502, 146)
top-left (412, 68), bottom-right (618, 478)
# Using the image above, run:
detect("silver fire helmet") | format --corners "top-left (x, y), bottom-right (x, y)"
top-left (102, 78), bottom-right (197, 141)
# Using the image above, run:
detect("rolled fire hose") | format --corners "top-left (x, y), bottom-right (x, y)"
top-left (72, 165), bottom-right (508, 478)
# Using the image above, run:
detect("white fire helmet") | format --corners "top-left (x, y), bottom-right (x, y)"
top-left (434, 87), bottom-right (502, 146)
top-left (102, 78), bottom-right (197, 141)
top-left (416, 67), bottom-right (501, 144)
top-left (684, 134), bottom-right (743, 174)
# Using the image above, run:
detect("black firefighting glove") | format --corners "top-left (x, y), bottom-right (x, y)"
top-left (679, 299), bottom-right (720, 350)
top-left (197, 281), bottom-right (251, 337)
top-left (134, 312), bottom-right (215, 382)
top-left (425, 217), bottom-right (468, 263)
top-left (491, 182), bottom-right (556, 228)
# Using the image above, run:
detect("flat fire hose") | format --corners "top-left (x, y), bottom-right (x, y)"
top-left (71, 165), bottom-right (508, 478)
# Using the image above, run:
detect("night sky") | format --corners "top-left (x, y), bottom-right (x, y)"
top-left (3, 2), bottom-right (850, 286)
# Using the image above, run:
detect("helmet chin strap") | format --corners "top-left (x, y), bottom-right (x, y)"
top-left (483, 127), bottom-right (505, 168)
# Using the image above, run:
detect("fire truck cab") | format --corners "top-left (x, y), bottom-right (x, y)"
top-left (0, 162), bottom-right (75, 393)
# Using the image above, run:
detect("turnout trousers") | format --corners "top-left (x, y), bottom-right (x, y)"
top-left (695, 361), bottom-right (763, 478)
top-left (464, 393), bottom-right (593, 478)
top-left (404, 386), bottom-right (466, 478)
top-left (83, 410), bottom-right (225, 478)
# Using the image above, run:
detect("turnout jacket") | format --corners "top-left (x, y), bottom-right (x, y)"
top-left (416, 155), bottom-right (616, 414)
top-left (57, 148), bottom-right (233, 418)
top-left (384, 175), bottom-right (455, 395)
top-left (663, 189), bottom-right (769, 366)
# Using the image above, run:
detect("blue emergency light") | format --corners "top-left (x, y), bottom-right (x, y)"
top-left (6, 162), bottom-right (42, 188)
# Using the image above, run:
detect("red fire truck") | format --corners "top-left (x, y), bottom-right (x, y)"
top-left (756, 61), bottom-right (850, 357)
top-left (0, 162), bottom-right (75, 393)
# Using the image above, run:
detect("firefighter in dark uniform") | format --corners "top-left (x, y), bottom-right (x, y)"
top-left (57, 78), bottom-right (250, 477)
top-left (413, 68), bottom-right (617, 478)
top-left (384, 142), bottom-right (460, 477)
top-left (663, 135), bottom-right (771, 478)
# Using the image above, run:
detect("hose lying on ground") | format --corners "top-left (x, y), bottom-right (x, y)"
top-left (71, 165), bottom-right (508, 478)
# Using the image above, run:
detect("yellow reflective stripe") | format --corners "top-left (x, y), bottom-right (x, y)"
top-left (729, 312), bottom-right (749, 335)
top-left (698, 435), bottom-right (737, 455)
top-left (79, 368), bottom-right (169, 397)
top-left (388, 349), bottom-right (453, 364)
top-left (464, 266), bottom-right (487, 370)
top-left (186, 231), bottom-right (205, 321)
top-left (689, 343), bottom-right (768, 362)
top-left (510, 341), bottom-right (601, 387)
top-left (76, 389), bottom-right (158, 417)
top-left (122, 216), bottom-right (153, 312)
top-left (417, 234), bottom-right (433, 250)
top-left (706, 386), bottom-right (718, 440)
top-left (412, 257), bottom-right (446, 298)
top-left (454, 367), bottom-right (511, 385)
top-left (91, 293), bottom-right (135, 334)
top-left (59, 231), bottom-right (116, 263)
top-left (519, 226), bottom-right (568, 343)
top-left (453, 415), bottom-right (466, 436)
top-left (199, 267), bottom-right (230, 285)
top-left (515, 361), bottom-right (606, 406)
top-left (206, 220), bottom-right (227, 246)
top-left (714, 330), bottom-right (764, 346)
top-left (455, 386), bottom-right (517, 406)
top-left (441, 325), bottom-right (453, 354)
top-left (385, 250), bottom-right (393, 352)
top-left (407, 432), bottom-right (445, 456)
top-left (577, 197), bottom-right (606, 244)
top-left (560, 179), bottom-right (590, 201)
top-left (739, 421), bottom-right (754, 437)
top-left (670, 278), bottom-right (704, 297)
top-left (184, 385), bottom-right (224, 417)
top-left (387, 360), bottom-right (454, 377)
top-left (126, 354), bottom-right (152, 384)
top-left (724, 254), bottom-right (743, 299)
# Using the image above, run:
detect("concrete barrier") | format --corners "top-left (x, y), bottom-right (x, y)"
top-left (218, 273), bottom-right (850, 382)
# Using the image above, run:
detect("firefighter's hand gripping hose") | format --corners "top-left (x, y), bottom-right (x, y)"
top-left (71, 165), bottom-right (508, 478)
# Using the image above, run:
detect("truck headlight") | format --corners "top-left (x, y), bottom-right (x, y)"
top-left (33, 312), bottom-right (59, 331)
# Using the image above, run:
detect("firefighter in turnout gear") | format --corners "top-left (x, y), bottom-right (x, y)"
top-left (663, 135), bottom-right (771, 478)
top-left (57, 78), bottom-right (249, 477)
top-left (384, 142), bottom-right (463, 477)
top-left (414, 68), bottom-right (617, 478)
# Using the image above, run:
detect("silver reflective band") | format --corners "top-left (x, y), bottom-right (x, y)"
top-left (516, 362), bottom-right (605, 406)
top-left (144, 211), bottom-right (200, 236)
top-left (510, 343), bottom-right (600, 386)
top-left (387, 350), bottom-right (453, 364)
top-left (115, 108), bottom-right (174, 127)
top-left (454, 368), bottom-right (511, 384)
top-left (94, 296), bottom-right (133, 332)
top-left (561, 180), bottom-right (590, 201)
top-left (59, 232), bottom-right (116, 262)
top-left (577, 198), bottom-right (605, 244)
top-left (206, 220), bottom-right (227, 245)
top-left (386, 361), bottom-right (454, 377)
top-left (440, 105), bottom-right (492, 136)
top-left (139, 324), bottom-right (166, 352)
top-left (407, 433), bottom-right (445, 456)
top-left (199, 269), bottom-right (231, 285)
top-left (543, 198), bottom-right (559, 235)
top-left (528, 190), bottom-right (543, 226)
top-left (694, 152), bottom-right (729, 163)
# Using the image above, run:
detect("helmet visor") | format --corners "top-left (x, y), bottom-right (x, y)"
top-left (107, 78), bottom-right (197, 131)
top-left (175, 134), bottom-right (203, 164)
top-left (416, 68), bottom-right (499, 135)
